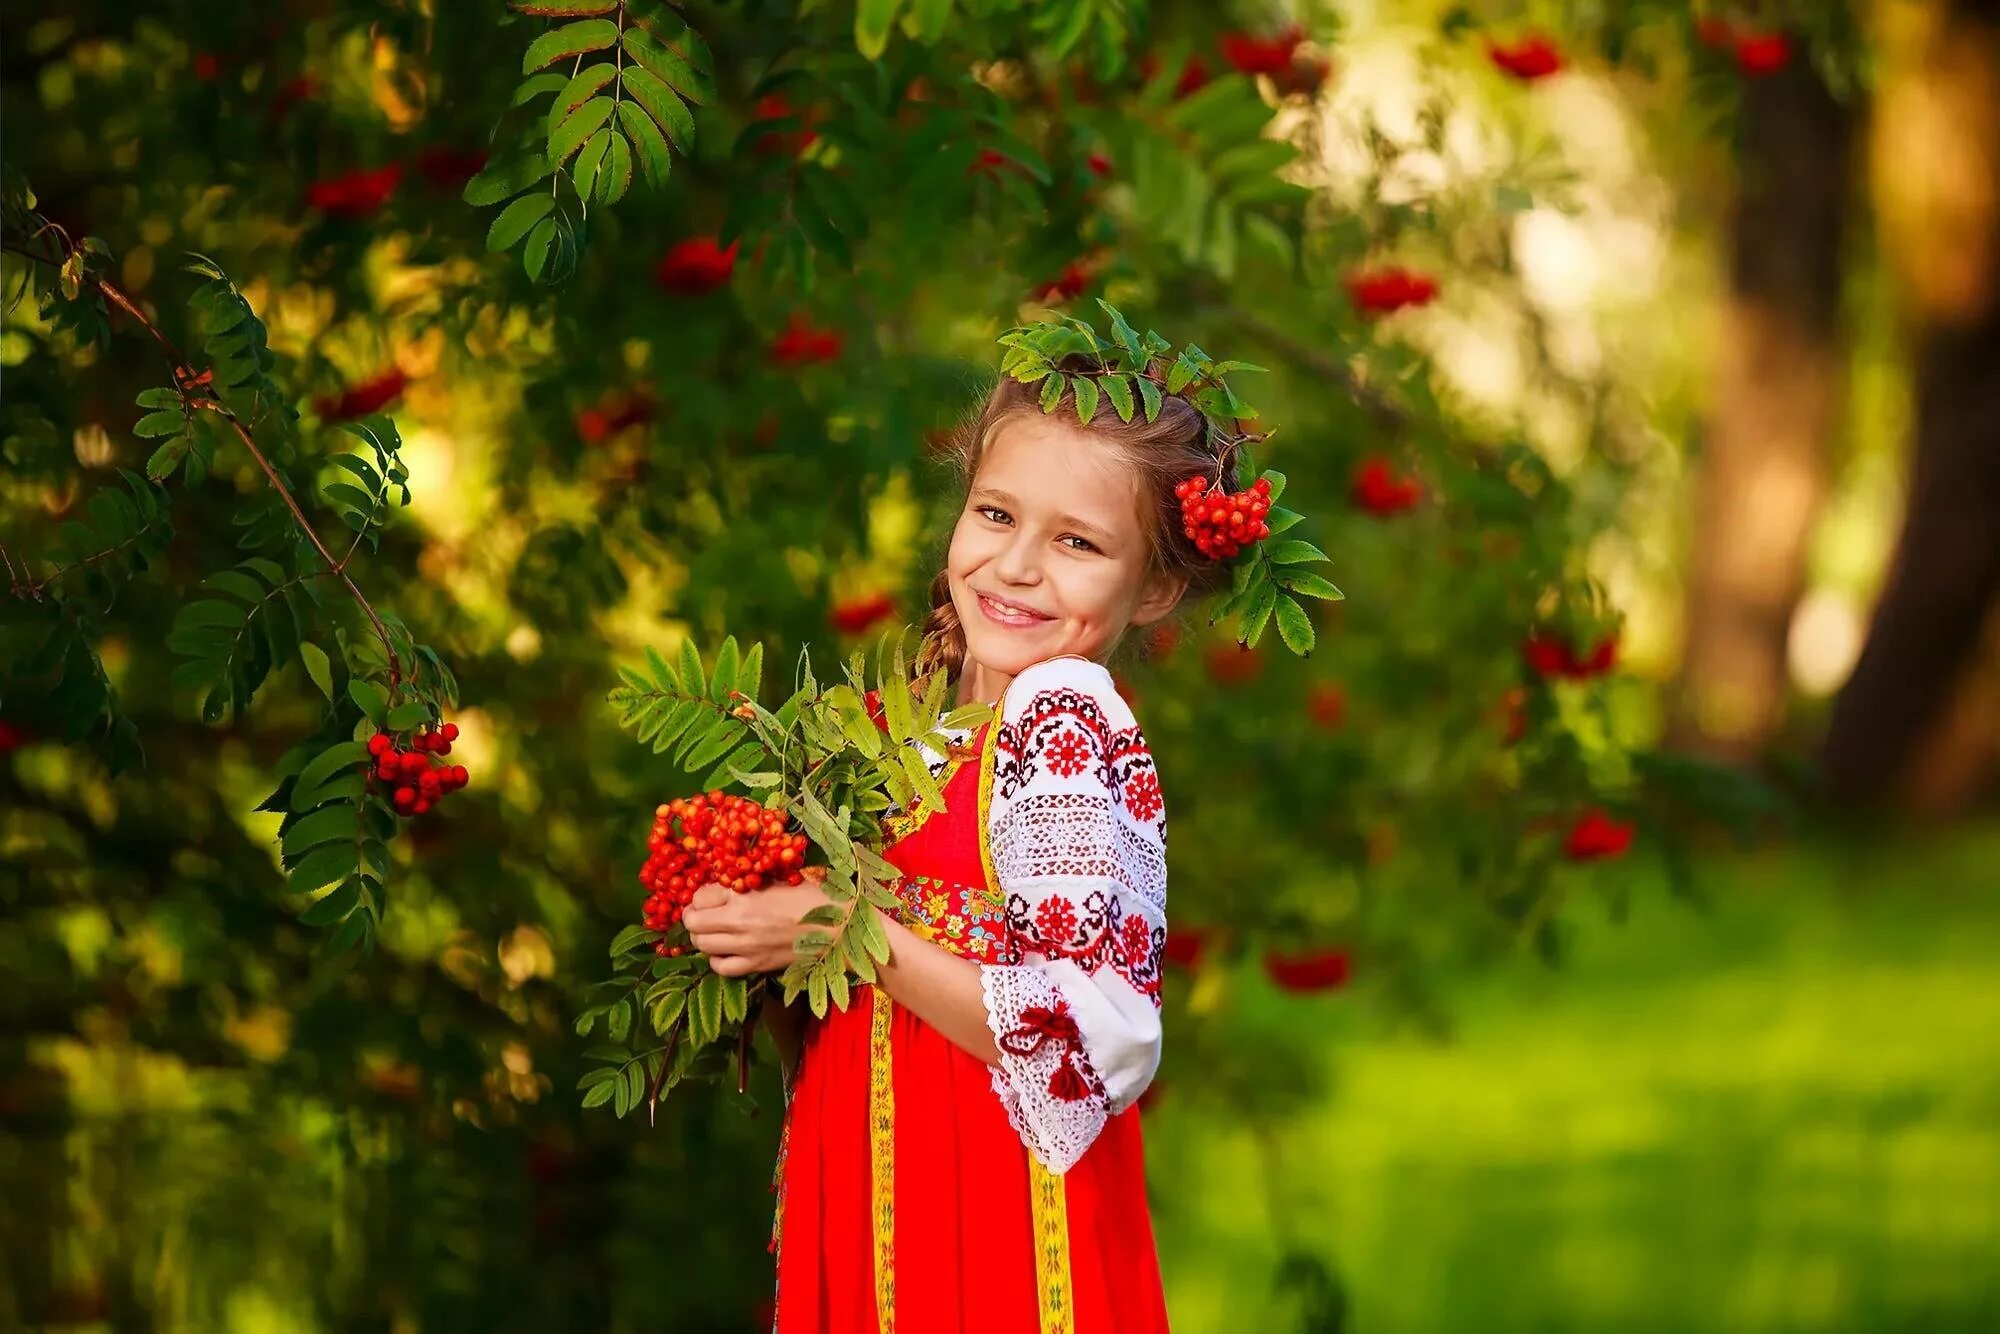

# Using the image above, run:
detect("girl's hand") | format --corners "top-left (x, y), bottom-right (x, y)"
top-left (682, 867), bottom-right (836, 978)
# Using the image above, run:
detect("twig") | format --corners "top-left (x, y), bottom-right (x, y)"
top-left (1189, 291), bottom-right (1406, 429)
top-left (1, 237), bottom-right (404, 684)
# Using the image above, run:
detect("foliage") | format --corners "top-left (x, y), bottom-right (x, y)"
top-left (0, 2), bottom-right (1780, 1326)
top-left (581, 632), bottom-right (986, 1119)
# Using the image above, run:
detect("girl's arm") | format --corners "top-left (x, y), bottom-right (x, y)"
top-left (867, 907), bottom-right (1002, 1066)
top-left (682, 880), bottom-right (1001, 1067)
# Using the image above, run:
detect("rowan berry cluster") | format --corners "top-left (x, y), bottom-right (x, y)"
top-left (365, 723), bottom-right (469, 818)
top-left (1177, 475), bottom-right (1273, 560)
top-left (640, 791), bottom-right (810, 956)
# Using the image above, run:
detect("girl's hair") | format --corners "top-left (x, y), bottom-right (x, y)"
top-left (916, 353), bottom-right (1243, 683)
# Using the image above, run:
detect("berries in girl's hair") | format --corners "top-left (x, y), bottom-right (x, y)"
top-left (1177, 475), bottom-right (1272, 561)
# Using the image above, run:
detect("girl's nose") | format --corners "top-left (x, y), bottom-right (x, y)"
top-left (993, 531), bottom-right (1043, 586)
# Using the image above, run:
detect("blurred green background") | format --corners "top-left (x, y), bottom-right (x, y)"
top-left (6, 0), bottom-right (2000, 1330)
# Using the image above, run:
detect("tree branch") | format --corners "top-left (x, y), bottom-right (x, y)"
top-left (1, 237), bottom-right (404, 684)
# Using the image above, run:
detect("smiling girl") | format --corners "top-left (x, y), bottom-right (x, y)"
top-left (682, 332), bottom-right (1264, 1333)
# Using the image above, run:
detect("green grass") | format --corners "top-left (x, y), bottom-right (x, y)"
top-left (1148, 822), bottom-right (2000, 1333)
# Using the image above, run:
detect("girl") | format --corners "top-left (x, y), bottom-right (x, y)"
top-left (683, 347), bottom-right (1241, 1333)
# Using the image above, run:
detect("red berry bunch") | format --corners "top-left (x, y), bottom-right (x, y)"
top-left (640, 792), bottom-right (810, 956)
top-left (1176, 475), bottom-right (1273, 560)
top-left (364, 724), bottom-right (468, 817)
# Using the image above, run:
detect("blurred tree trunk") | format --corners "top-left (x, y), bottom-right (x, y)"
top-left (1673, 57), bottom-right (1857, 760)
top-left (1821, 0), bottom-right (2000, 808)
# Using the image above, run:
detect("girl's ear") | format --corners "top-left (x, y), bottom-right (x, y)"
top-left (1129, 568), bottom-right (1189, 628)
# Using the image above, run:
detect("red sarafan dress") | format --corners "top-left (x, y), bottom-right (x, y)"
top-left (772, 655), bottom-right (1172, 1334)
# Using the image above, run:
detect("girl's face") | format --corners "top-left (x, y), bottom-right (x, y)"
top-left (945, 412), bottom-right (1185, 697)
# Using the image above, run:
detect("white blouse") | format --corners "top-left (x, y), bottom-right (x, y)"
top-left (977, 655), bottom-right (1167, 1174)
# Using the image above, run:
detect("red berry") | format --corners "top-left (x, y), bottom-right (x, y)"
top-left (368, 733), bottom-right (393, 757)
top-left (442, 722), bottom-right (459, 742)
top-left (394, 785), bottom-right (417, 807)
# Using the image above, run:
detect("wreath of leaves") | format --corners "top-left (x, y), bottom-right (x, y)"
top-left (996, 299), bottom-right (1344, 654)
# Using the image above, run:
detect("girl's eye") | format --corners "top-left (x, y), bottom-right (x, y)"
top-left (1060, 535), bottom-right (1099, 553)
top-left (976, 505), bottom-right (1011, 524)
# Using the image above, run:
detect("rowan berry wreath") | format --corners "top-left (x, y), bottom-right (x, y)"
top-left (996, 299), bottom-right (1342, 654)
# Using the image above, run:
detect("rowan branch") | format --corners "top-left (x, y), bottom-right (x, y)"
top-left (0, 237), bottom-right (404, 684)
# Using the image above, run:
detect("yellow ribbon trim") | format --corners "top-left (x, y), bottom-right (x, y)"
top-left (869, 985), bottom-right (897, 1332)
top-left (977, 704), bottom-right (1075, 1334)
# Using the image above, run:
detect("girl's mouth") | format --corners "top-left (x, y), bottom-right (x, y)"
top-left (976, 591), bottom-right (1054, 630)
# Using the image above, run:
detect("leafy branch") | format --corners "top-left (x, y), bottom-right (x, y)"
top-left (582, 630), bottom-right (988, 1116)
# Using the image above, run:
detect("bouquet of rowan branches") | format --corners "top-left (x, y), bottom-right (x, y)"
top-left (576, 631), bottom-right (988, 1121)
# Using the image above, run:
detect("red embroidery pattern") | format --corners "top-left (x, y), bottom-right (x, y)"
top-left (1002, 884), bottom-right (1165, 1002)
top-left (1123, 770), bottom-right (1163, 824)
top-left (994, 685), bottom-right (1165, 834)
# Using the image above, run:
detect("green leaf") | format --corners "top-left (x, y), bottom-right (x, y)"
top-left (549, 96), bottom-right (615, 170)
top-left (286, 843), bottom-right (356, 894)
top-left (1266, 506), bottom-right (1304, 535)
top-left (678, 638), bottom-right (706, 701)
top-left (740, 641), bottom-right (764, 707)
top-left (855, 0), bottom-right (903, 59)
top-left (145, 438), bottom-right (189, 480)
top-left (1101, 374), bottom-right (1136, 423)
top-left (1273, 569), bottom-right (1344, 600)
top-left (348, 678), bottom-right (389, 723)
top-left (282, 803), bottom-right (361, 859)
top-left (1274, 596), bottom-right (1316, 655)
top-left (487, 192), bottom-right (555, 252)
top-left (548, 63), bottom-right (618, 139)
top-left (596, 130), bottom-right (633, 204)
top-left (900, 746), bottom-right (946, 816)
top-left (521, 18), bottom-right (620, 73)
top-left (622, 66), bottom-right (694, 151)
top-left (720, 974), bottom-right (749, 1025)
top-left (522, 216), bottom-right (557, 280)
top-left (1241, 581), bottom-right (1279, 648)
top-left (136, 386), bottom-right (180, 409)
top-left (176, 599), bottom-right (247, 631)
top-left (1097, 300), bottom-right (1144, 364)
top-left (1265, 539), bottom-right (1329, 566)
top-left (683, 717), bottom-right (743, 772)
top-left (582, 1079), bottom-right (616, 1109)
top-left (1073, 375), bottom-right (1100, 425)
top-left (617, 101), bottom-right (674, 187)
top-left (299, 878), bottom-right (361, 926)
top-left (386, 701), bottom-right (429, 730)
top-left (133, 410), bottom-right (185, 438)
top-left (623, 27), bottom-right (713, 104)
top-left (294, 741), bottom-right (369, 803)
top-left (1038, 373), bottom-right (1064, 414)
top-left (571, 126), bottom-right (612, 198)
top-left (608, 923), bottom-right (656, 958)
top-left (711, 636), bottom-right (741, 705)
top-left (300, 642), bottom-right (335, 700)
top-left (644, 644), bottom-right (677, 692)
top-left (1137, 375), bottom-right (1164, 422)
top-left (689, 973), bottom-right (725, 1049)
top-left (463, 150), bottom-right (554, 206)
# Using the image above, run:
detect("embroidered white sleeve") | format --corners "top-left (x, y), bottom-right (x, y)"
top-left (978, 656), bottom-right (1167, 1175)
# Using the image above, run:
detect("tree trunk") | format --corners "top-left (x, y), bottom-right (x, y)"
top-left (1673, 56), bottom-right (1857, 761)
top-left (1821, 0), bottom-right (2000, 807)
